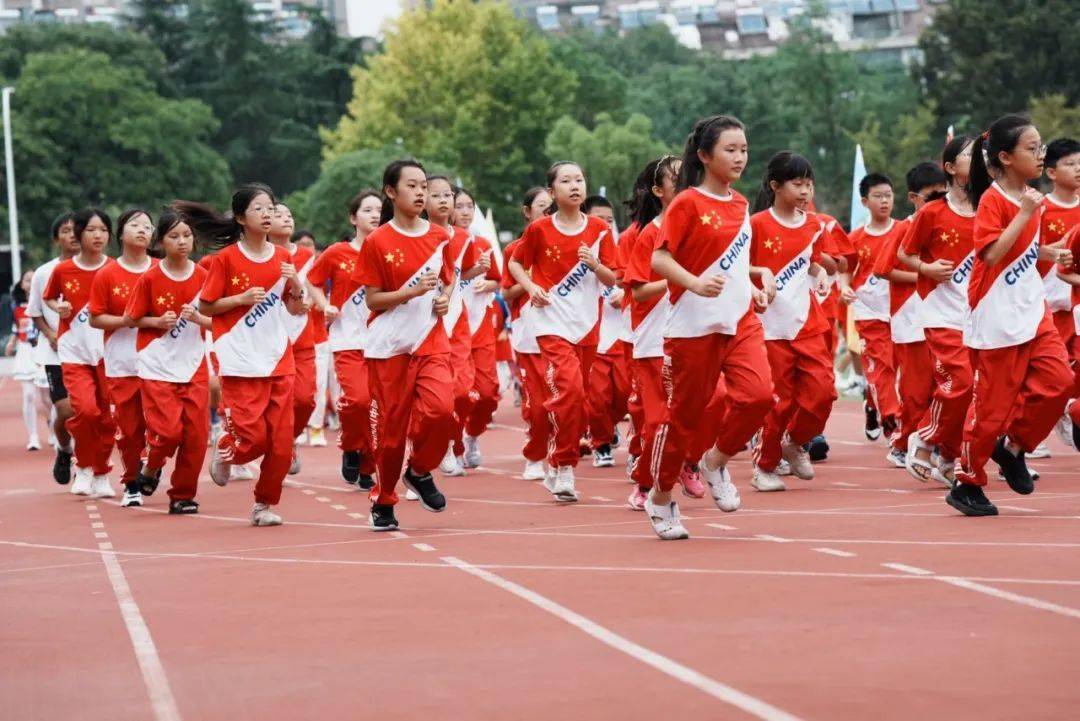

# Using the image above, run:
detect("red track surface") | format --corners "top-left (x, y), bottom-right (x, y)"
top-left (2, 383), bottom-right (1079, 721)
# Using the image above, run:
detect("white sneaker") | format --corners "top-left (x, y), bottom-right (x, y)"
top-left (1028, 442), bottom-right (1052, 459)
top-left (626, 454), bottom-right (638, 482)
top-left (289, 448), bottom-right (301, 476)
top-left (463, 435), bottom-right (482, 468)
top-left (1056, 411), bottom-right (1076, 450)
top-left (405, 488), bottom-right (419, 501)
top-left (71, 467), bottom-right (94, 496)
top-left (121, 487), bottom-right (142, 507)
top-left (230, 463), bottom-right (255, 481)
top-left (550, 466), bottom-right (579, 503)
top-left (209, 421), bottom-right (222, 448)
top-left (439, 446), bottom-right (466, 476)
top-left (251, 503), bottom-right (283, 526)
top-left (931, 458), bottom-right (956, 488)
top-left (308, 427), bottom-right (328, 447)
top-left (701, 458), bottom-right (742, 510)
top-left (210, 446), bottom-right (232, 487)
top-left (644, 491), bottom-right (690, 540)
top-left (90, 475), bottom-right (115, 499)
top-left (780, 435), bottom-right (814, 480)
top-left (27, 436), bottom-right (41, 451)
top-left (885, 448), bottom-right (907, 468)
top-left (522, 460), bottom-right (547, 481)
top-left (297, 428), bottom-right (310, 446)
top-left (775, 458), bottom-right (792, 476)
top-left (751, 466), bottom-right (787, 492)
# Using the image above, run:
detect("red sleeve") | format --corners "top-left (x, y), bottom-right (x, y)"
top-left (973, 193), bottom-right (1007, 254)
top-left (43, 265), bottom-right (62, 301)
top-left (481, 240), bottom-right (501, 281)
top-left (901, 205), bottom-right (933, 256)
top-left (514, 223), bottom-right (539, 270)
top-left (440, 238), bottom-right (456, 286)
top-left (461, 236), bottom-right (479, 274)
top-left (1067, 226), bottom-right (1080, 274)
top-left (872, 231), bottom-right (902, 277)
top-left (500, 242), bottom-right (518, 290)
top-left (353, 237), bottom-right (389, 289)
top-left (200, 254), bottom-right (226, 303)
top-left (748, 215), bottom-right (765, 266)
top-left (125, 273), bottom-right (152, 320)
top-left (809, 222), bottom-right (825, 265)
top-left (306, 247), bottom-right (333, 287)
top-left (597, 227), bottom-right (617, 270)
top-left (829, 223), bottom-right (853, 258)
top-left (657, 197), bottom-right (688, 253)
top-left (87, 267), bottom-right (111, 315)
top-left (624, 227), bottom-right (655, 285)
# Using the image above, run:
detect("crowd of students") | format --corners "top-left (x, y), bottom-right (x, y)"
top-left (7, 112), bottom-right (1079, 539)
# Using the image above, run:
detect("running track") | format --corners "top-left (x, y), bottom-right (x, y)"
top-left (2, 386), bottom-right (1078, 721)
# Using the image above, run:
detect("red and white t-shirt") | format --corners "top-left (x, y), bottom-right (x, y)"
top-left (126, 262), bottom-right (208, 383)
top-left (89, 256), bottom-right (155, 377)
top-left (1063, 225), bottom-right (1080, 330)
top-left (846, 220), bottom-right (901, 323)
top-left (872, 217), bottom-right (920, 343)
top-left (616, 223), bottom-right (640, 344)
top-left (655, 187), bottom-right (754, 338)
top-left (750, 208), bottom-right (828, 341)
top-left (900, 196), bottom-right (976, 332)
top-left (501, 237), bottom-right (539, 354)
top-left (512, 213), bottom-right (616, 344)
top-left (440, 225), bottom-right (479, 341)
top-left (814, 213), bottom-right (852, 321)
top-left (284, 243), bottom-right (316, 349)
top-left (1038, 194), bottom-right (1080, 312)
top-left (965, 182), bottom-right (1046, 350)
top-left (200, 242), bottom-right (296, 377)
top-left (462, 235), bottom-right (501, 346)
top-left (307, 240), bottom-right (368, 353)
top-left (624, 218), bottom-right (669, 359)
top-left (353, 220), bottom-right (454, 359)
top-left (42, 255), bottom-right (109, 366)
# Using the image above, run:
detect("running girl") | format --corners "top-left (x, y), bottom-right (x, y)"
top-left (43, 208), bottom-right (115, 498)
top-left (353, 160), bottom-right (457, 531)
top-left (305, 190), bottom-right (381, 491)
top-left (948, 115), bottom-right (1073, 516)
top-left (508, 161), bottom-right (618, 502)
top-left (181, 184), bottom-right (307, 527)
top-left (748, 151), bottom-right (836, 493)
top-left (647, 115), bottom-right (776, 540)
top-left (123, 211), bottom-right (211, 514)
top-left (89, 209), bottom-right (156, 504)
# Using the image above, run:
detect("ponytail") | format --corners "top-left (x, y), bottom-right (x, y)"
top-left (965, 114), bottom-right (1032, 208)
top-left (677, 114), bottom-right (745, 191)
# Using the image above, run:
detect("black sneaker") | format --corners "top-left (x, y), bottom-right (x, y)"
top-left (341, 450), bottom-right (361, 485)
top-left (358, 473), bottom-right (375, 491)
top-left (53, 449), bottom-right (73, 485)
top-left (168, 499), bottom-right (199, 515)
top-left (401, 466), bottom-right (446, 513)
top-left (881, 414), bottom-right (898, 440)
top-left (991, 436), bottom-right (1034, 495)
top-left (137, 467), bottom-right (162, 496)
top-left (370, 503), bottom-right (398, 531)
top-left (946, 482), bottom-right (999, 517)
top-left (807, 435), bottom-right (830, 462)
top-left (863, 402), bottom-right (881, 441)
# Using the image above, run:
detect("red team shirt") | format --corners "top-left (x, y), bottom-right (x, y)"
top-left (43, 256), bottom-right (109, 366)
top-left (307, 240), bottom-right (367, 353)
top-left (814, 212), bottom-right (852, 322)
top-left (624, 218), bottom-right (668, 359)
top-left (846, 220), bottom-right (904, 322)
top-left (89, 257), bottom-right (156, 377)
top-left (286, 243), bottom-right (316, 350)
top-left (353, 220), bottom-right (454, 358)
top-left (1038, 195), bottom-right (1080, 313)
top-left (463, 235), bottom-right (502, 347)
top-left (900, 197), bottom-right (976, 332)
top-left (871, 217), bottom-right (920, 342)
top-left (749, 208), bottom-right (828, 341)
top-left (125, 262), bottom-right (209, 383)
top-left (200, 243), bottom-right (296, 377)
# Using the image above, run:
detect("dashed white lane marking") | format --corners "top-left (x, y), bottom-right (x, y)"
top-left (94, 532), bottom-right (108, 539)
top-left (755, 534), bottom-right (791, 543)
top-left (831, 482), bottom-right (860, 487)
top-left (813, 548), bottom-right (856, 558)
top-left (314, 496), bottom-right (331, 503)
top-left (881, 563), bottom-right (934, 576)
top-left (330, 505), bottom-right (347, 511)
top-left (998, 505), bottom-right (1039, 513)
top-left (442, 555), bottom-right (804, 721)
top-left (412, 543), bottom-right (436, 552)
top-left (390, 531), bottom-right (409, 539)
top-left (87, 513), bottom-right (101, 519)
top-left (706, 523), bottom-right (737, 531)
top-left (935, 577), bottom-right (1080, 620)
top-left (300, 489), bottom-right (315, 495)
top-left (591, 496), bottom-right (612, 502)
top-left (347, 513), bottom-right (365, 520)
top-left (90, 522), bottom-right (104, 529)
top-left (82, 507), bottom-right (182, 721)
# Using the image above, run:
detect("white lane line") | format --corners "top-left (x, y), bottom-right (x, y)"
top-left (936, 577), bottom-right (1080, 620)
top-left (881, 563), bottom-right (934, 576)
top-left (998, 505), bottom-right (1039, 513)
top-left (442, 555), bottom-right (803, 721)
top-left (706, 523), bottom-right (737, 531)
top-left (91, 522), bottom-right (105, 529)
top-left (390, 531), bottom-right (409, 539)
top-left (755, 534), bottom-right (791, 543)
top-left (591, 496), bottom-right (612, 502)
top-left (314, 496), bottom-right (331, 503)
top-left (813, 548), bottom-right (856, 558)
top-left (98, 542), bottom-right (114, 551)
top-left (412, 543), bottom-right (436, 552)
top-left (831, 482), bottom-right (860, 488)
top-left (347, 513), bottom-right (365, 520)
top-left (301, 489), bottom-right (315, 495)
top-left (94, 532), bottom-right (108, 539)
top-left (330, 505), bottom-right (347, 511)
top-left (85, 505), bottom-right (98, 511)
top-left (87, 513), bottom-right (101, 519)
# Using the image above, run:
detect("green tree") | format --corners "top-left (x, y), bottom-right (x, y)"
top-left (6, 50), bottom-right (229, 259)
top-left (324, 0), bottom-right (576, 229)
top-left (544, 113), bottom-right (670, 222)
top-left (917, 0), bottom-right (1080, 129)
top-left (847, 102), bottom-right (940, 217)
top-left (1029, 94), bottom-right (1080, 141)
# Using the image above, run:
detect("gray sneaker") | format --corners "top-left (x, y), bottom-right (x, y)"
top-left (251, 503), bottom-right (283, 526)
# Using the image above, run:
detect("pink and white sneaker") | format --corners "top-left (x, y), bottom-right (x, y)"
top-left (678, 463), bottom-right (706, 499)
top-left (627, 486), bottom-right (648, 511)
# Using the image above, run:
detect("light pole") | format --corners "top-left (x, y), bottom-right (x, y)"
top-left (3, 86), bottom-right (20, 282)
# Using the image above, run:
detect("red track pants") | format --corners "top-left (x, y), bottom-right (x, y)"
top-left (854, 319), bottom-right (900, 422)
top-left (142, 377), bottom-right (209, 502)
top-left (587, 341), bottom-right (630, 449)
top-left (652, 322), bottom-right (774, 492)
top-left (333, 350), bottom-right (376, 474)
top-left (893, 340), bottom-right (934, 452)
top-left (292, 345), bottom-right (317, 441)
top-left (108, 375), bottom-right (145, 484)
top-left (1051, 310), bottom-right (1080, 424)
top-left (626, 367), bottom-right (645, 459)
top-left (957, 313), bottom-right (1073, 486)
top-left (537, 336), bottom-right (596, 468)
top-left (517, 351), bottom-right (552, 463)
top-left (367, 352), bottom-right (455, 506)
top-left (919, 328), bottom-right (973, 461)
top-left (630, 356), bottom-right (664, 489)
top-left (219, 375), bottom-right (294, 505)
top-left (755, 332), bottom-right (836, 472)
top-left (62, 362), bottom-right (115, 475)
top-left (453, 341), bottom-right (500, 454)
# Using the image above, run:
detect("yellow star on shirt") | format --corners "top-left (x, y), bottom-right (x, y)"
top-left (700, 213), bottom-right (713, 226)
top-left (231, 276), bottom-right (241, 286)
top-left (385, 252), bottom-right (395, 263)
top-left (65, 281), bottom-right (74, 290)
top-left (157, 296), bottom-right (167, 306)
top-left (339, 261), bottom-right (347, 269)
top-left (112, 285), bottom-right (124, 295)
top-left (764, 239), bottom-right (774, 251)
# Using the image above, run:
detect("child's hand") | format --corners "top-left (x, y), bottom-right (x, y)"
top-left (921, 259), bottom-right (955, 282)
top-left (1020, 187), bottom-right (1044, 215)
top-left (692, 274), bottom-right (725, 298)
top-left (158, 311), bottom-right (179, 329)
top-left (241, 287), bottom-right (267, 305)
top-left (324, 304), bottom-right (340, 323)
top-left (578, 245), bottom-right (599, 271)
top-left (433, 293), bottom-right (450, 317)
top-left (529, 285), bottom-right (552, 308)
top-left (179, 303), bottom-right (196, 321)
top-left (413, 271), bottom-right (438, 297)
top-left (55, 300), bottom-right (72, 319)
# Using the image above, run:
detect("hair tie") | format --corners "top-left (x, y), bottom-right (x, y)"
top-left (981, 130), bottom-right (990, 141)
